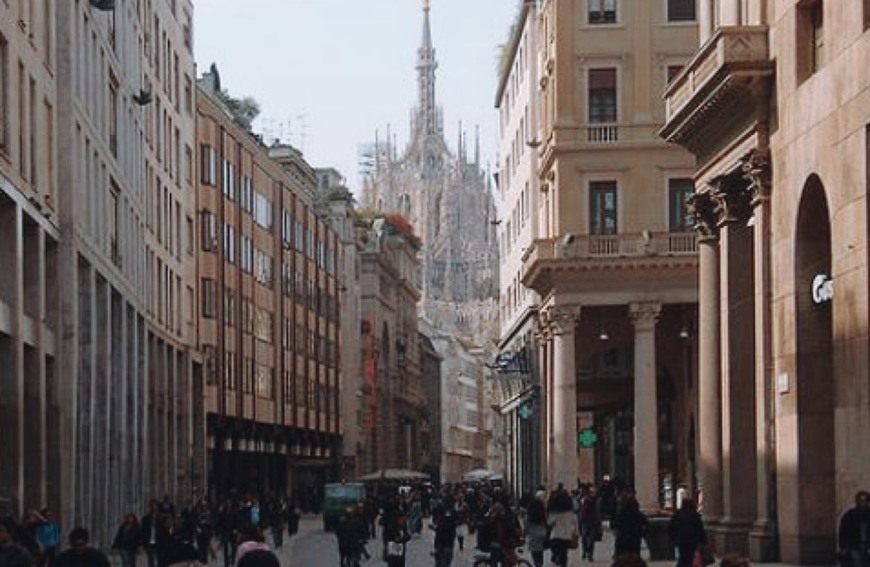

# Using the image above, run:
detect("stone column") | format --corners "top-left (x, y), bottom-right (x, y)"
top-left (699, 0), bottom-right (714, 44)
top-left (689, 190), bottom-right (723, 524)
top-left (630, 301), bottom-right (661, 513)
top-left (548, 304), bottom-right (581, 488)
top-left (745, 153), bottom-right (777, 561)
top-left (720, 0), bottom-right (741, 26)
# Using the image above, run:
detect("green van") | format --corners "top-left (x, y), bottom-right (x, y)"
top-left (322, 482), bottom-right (366, 531)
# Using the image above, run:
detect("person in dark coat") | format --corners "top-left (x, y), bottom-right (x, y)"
top-left (578, 484), bottom-right (603, 561)
top-left (431, 503), bottom-right (457, 567)
top-left (839, 491), bottom-right (870, 567)
top-left (112, 514), bottom-right (143, 567)
top-left (668, 498), bottom-right (707, 567)
top-left (0, 517), bottom-right (35, 567)
top-left (612, 493), bottom-right (648, 557)
top-left (54, 528), bottom-right (110, 567)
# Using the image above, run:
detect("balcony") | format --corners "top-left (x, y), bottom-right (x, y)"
top-left (661, 26), bottom-right (773, 159)
top-left (521, 231), bottom-right (698, 293)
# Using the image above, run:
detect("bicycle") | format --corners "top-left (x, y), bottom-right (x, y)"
top-left (472, 541), bottom-right (534, 567)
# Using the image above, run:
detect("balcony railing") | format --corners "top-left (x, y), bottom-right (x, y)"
top-left (587, 123), bottom-right (619, 143)
top-left (524, 231), bottom-right (697, 264)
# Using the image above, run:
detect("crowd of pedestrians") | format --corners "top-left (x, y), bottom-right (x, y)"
top-left (0, 492), bottom-right (301, 567)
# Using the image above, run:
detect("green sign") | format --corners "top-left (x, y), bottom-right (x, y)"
top-left (577, 427), bottom-right (598, 448)
top-left (518, 403), bottom-right (532, 420)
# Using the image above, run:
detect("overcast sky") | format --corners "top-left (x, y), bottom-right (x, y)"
top-left (194, 0), bottom-right (518, 195)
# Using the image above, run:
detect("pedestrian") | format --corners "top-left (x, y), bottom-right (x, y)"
top-left (431, 503), bottom-right (457, 567)
top-left (140, 500), bottom-right (161, 567)
top-left (54, 527), bottom-right (110, 567)
top-left (548, 487), bottom-right (579, 567)
top-left (838, 490), bottom-right (870, 567)
top-left (668, 498), bottom-right (706, 567)
top-left (381, 509), bottom-right (410, 567)
top-left (579, 484), bottom-right (603, 561)
top-left (236, 549), bottom-right (279, 567)
top-left (33, 509), bottom-right (59, 567)
top-left (216, 499), bottom-right (240, 567)
top-left (112, 514), bottom-right (143, 567)
top-left (612, 492), bottom-right (648, 557)
top-left (236, 524), bottom-right (271, 565)
top-left (524, 497), bottom-right (548, 567)
top-left (0, 516), bottom-right (35, 567)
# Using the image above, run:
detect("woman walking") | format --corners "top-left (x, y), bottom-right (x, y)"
top-left (547, 487), bottom-right (578, 567)
top-left (524, 497), bottom-right (548, 567)
top-left (112, 514), bottom-right (143, 567)
top-left (668, 498), bottom-right (707, 567)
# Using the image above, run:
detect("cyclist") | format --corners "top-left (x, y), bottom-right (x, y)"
top-left (486, 502), bottom-right (521, 566)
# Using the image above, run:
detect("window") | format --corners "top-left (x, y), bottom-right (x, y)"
top-left (797, 0), bottom-right (825, 80)
top-left (0, 34), bottom-right (7, 151)
top-left (668, 178), bottom-right (695, 232)
top-left (667, 0), bottom-right (696, 22)
top-left (201, 278), bottom-right (216, 318)
top-left (589, 181), bottom-right (618, 235)
top-left (253, 192), bottom-right (272, 229)
top-left (240, 176), bottom-right (253, 212)
top-left (588, 68), bottom-right (617, 123)
top-left (222, 160), bottom-right (235, 200)
top-left (223, 223), bottom-right (235, 263)
top-left (200, 210), bottom-right (216, 251)
top-left (200, 144), bottom-right (216, 185)
top-left (109, 74), bottom-right (118, 157)
top-left (589, 0), bottom-right (616, 24)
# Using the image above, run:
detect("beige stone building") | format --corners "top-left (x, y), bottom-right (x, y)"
top-left (494, 0), bottom-right (544, 498)
top-left (196, 73), bottom-right (343, 501)
top-left (522, 0), bottom-right (699, 511)
top-left (1, 0), bottom-right (199, 545)
top-left (662, 0), bottom-right (870, 562)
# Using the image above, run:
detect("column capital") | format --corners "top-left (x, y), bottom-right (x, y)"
top-left (741, 149), bottom-right (771, 207)
top-left (546, 304), bottom-right (581, 336)
top-left (710, 174), bottom-right (752, 227)
top-left (688, 190), bottom-right (719, 242)
top-left (629, 302), bottom-right (661, 331)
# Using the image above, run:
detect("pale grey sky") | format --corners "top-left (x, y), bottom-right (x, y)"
top-left (194, 1), bottom-right (518, 194)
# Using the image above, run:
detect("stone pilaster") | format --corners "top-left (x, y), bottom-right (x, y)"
top-left (546, 304), bottom-right (581, 489)
top-left (629, 301), bottom-right (661, 513)
top-left (744, 151), bottom-right (778, 561)
top-left (689, 190), bottom-right (723, 525)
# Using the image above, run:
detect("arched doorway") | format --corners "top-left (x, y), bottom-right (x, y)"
top-left (790, 174), bottom-right (835, 562)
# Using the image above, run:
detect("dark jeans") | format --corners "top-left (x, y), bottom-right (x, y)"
top-left (581, 524), bottom-right (599, 558)
top-left (220, 536), bottom-right (237, 567)
top-left (676, 545), bottom-right (697, 567)
top-left (433, 546), bottom-right (454, 567)
top-left (550, 538), bottom-right (570, 566)
top-left (530, 549), bottom-right (544, 567)
top-left (144, 545), bottom-right (158, 567)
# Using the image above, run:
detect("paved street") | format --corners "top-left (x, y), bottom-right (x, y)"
top-left (277, 514), bottom-right (677, 567)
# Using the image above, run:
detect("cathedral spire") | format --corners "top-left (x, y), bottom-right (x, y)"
top-left (417, 0), bottom-right (439, 137)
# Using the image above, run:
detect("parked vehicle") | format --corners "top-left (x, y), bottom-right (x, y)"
top-left (323, 483), bottom-right (367, 531)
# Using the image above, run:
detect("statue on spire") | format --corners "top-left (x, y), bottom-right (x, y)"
top-left (423, 0), bottom-right (430, 12)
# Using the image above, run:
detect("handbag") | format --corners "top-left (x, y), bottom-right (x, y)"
top-left (694, 545), bottom-right (715, 566)
top-left (569, 531), bottom-right (579, 550)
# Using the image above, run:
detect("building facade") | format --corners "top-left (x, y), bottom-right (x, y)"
top-left (493, 0), bottom-right (545, 499)
top-left (355, 215), bottom-right (426, 476)
top-left (1, 0), bottom-right (199, 545)
top-left (197, 73), bottom-right (342, 503)
top-left (359, 1), bottom-right (499, 483)
top-left (662, 0), bottom-right (870, 562)
top-left (522, 0), bottom-right (699, 511)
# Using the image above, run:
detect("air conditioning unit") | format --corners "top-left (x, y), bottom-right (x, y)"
top-left (89, 0), bottom-right (115, 11)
